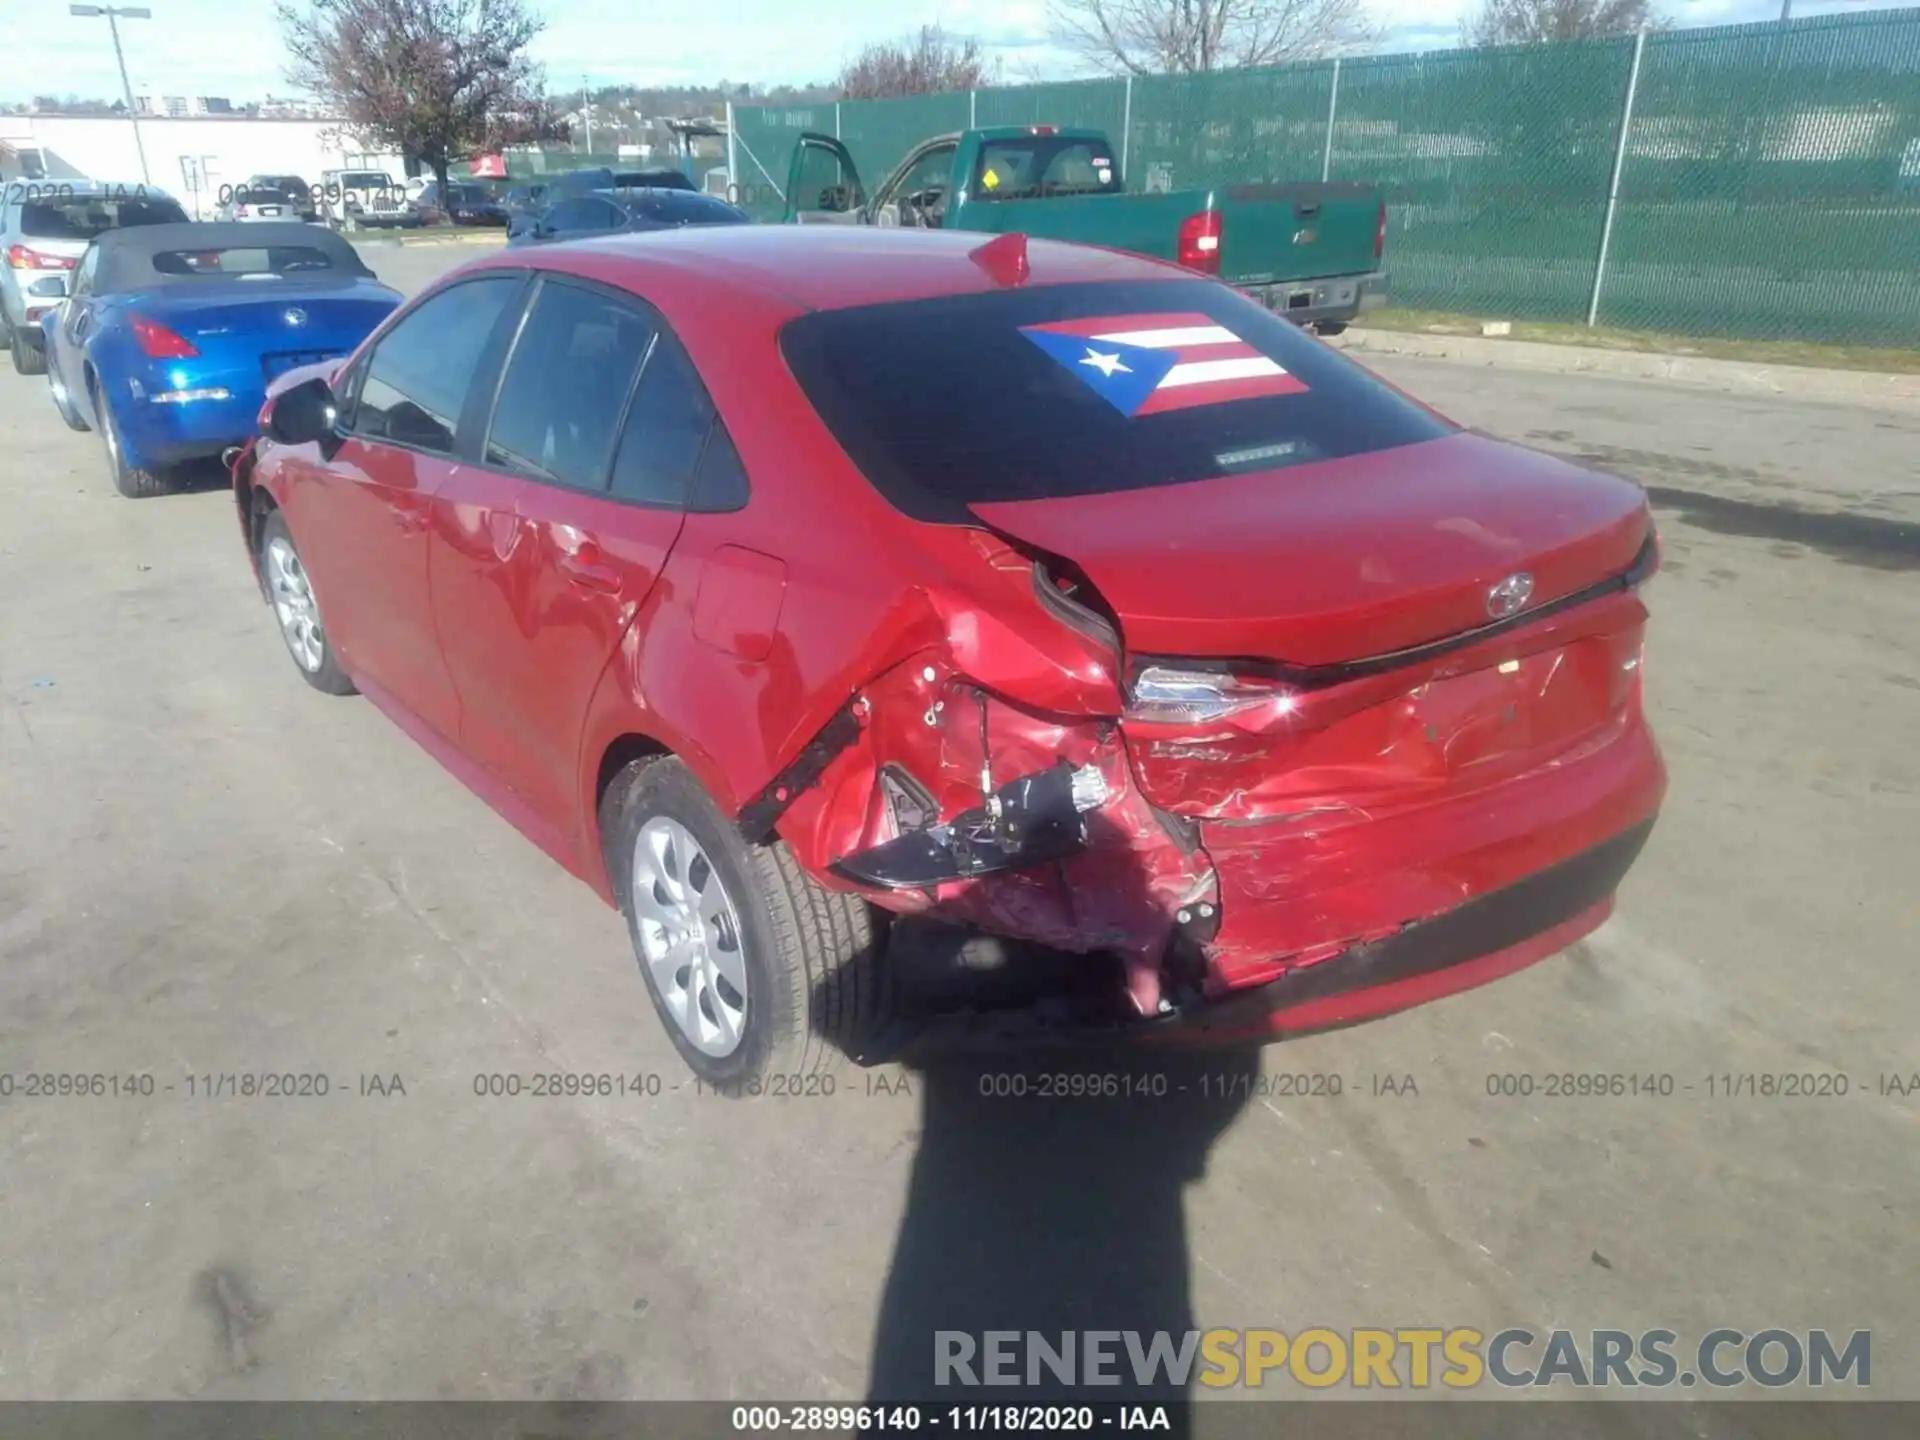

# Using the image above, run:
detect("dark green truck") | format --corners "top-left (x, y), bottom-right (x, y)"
top-left (782, 125), bottom-right (1388, 332)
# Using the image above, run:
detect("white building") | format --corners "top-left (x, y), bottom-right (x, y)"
top-left (0, 113), bottom-right (404, 217)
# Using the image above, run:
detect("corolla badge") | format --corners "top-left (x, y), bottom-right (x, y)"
top-left (284, 307), bottom-right (308, 327)
top-left (1486, 571), bottom-right (1535, 619)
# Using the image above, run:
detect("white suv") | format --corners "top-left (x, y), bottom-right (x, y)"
top-left (316, 169), bottom-right (418, 229)
top-left (1, 179), bottom-right (189, 374)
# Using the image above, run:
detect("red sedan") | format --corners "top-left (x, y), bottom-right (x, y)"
top-left (233, 226), bottom-right (1665, 1085)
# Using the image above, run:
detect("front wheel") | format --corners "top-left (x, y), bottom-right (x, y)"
top-left (1315, 321), bottom-right (1349, 337)
top-left (259, 510), bottom-right (356, 694)
top-left (602, 757), bottom-right (887, 1090)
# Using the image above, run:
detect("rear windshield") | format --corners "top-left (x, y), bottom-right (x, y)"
top-left (975, 137), bottom-right (1124, 200)
top-left (22, 194), bottom-right (189, 239)
top-left (615, 170), bottom-right (695, 192)
top-left (619, 191), bottom-right (747, 226)
top-left (780, 279), bottom-right (1454, 523)
top-left (152, 245), bottom-right (344, 278)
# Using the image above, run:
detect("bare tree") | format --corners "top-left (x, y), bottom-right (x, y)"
top-left (1465, 0), bottom-right (1662, 45)
top-left (1050, 0), bottom-right (1378, 75)
top-left (838, 25), bottom-right (996, 100)
top-left (277, 0), bottom-right (565, 196)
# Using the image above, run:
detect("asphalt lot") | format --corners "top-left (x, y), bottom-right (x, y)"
top-left (1, 238), bottom-right (1916, 1412)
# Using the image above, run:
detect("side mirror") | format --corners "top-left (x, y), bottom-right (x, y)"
top-left (265, 376), bottom-right (339, 451)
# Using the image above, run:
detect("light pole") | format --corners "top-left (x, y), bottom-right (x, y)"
top-left (1780, 0), bottom-right (1791, 19)
top-left (582, 75), bottom-right (593, 156)
top-left (70, 4), bottom-right (152, 186)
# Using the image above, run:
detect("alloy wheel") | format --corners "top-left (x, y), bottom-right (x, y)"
top-left (631, 816), bottom-right (750, 1057)
top-left (265, 535), bottom-right (325, 672)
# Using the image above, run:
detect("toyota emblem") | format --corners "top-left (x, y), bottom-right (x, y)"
top-left (1486, 572), bottom-right (1535, 619)
top-left (284, 307), bottom-right (308, 327)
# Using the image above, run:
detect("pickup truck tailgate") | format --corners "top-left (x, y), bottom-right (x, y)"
top-left (1218, 181), bottom-right (1383, 288)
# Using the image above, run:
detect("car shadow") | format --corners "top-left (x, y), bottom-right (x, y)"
top-left (811, 815), bottom-right (1259, 1426)
top-left (164, 456), bottom-right (237, 496)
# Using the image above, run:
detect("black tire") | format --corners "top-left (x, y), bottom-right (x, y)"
top-left (258, 509), bottom-right (356, 695)
top-left (601, 756), bottom-right (887, 1091)
top-left (9, 320), bottom-right (47, 376)
top-left (100, 398), bottom-right (169, 498)
top-left (1316, 321), bottom-right (1349, 338)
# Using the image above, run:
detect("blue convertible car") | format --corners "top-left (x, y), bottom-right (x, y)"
top-left (39, 220), bottom-right (401, 497)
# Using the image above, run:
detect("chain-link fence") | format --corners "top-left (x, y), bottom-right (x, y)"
top-left (731, 8), bottom-right (1920, 347)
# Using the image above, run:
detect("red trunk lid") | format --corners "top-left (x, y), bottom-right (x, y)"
top-left (971, 432), bottom-right (1650, 667)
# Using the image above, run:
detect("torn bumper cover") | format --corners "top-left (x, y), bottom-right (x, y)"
top-left (848, 818), bottom-right (1655, 1063)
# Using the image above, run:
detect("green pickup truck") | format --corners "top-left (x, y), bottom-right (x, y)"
top-left (782, 125), bottom-right (1389, 333)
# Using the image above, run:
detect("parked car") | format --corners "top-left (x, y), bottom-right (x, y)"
top-left (317, 168), bottom-right (416, 229)
top-left (412, 181), bottom-right (510, 227)
top-left (231, 226), bottom-right (1664, 1086)
top-left (501, 182), bottom-right (549, 217)
top-left (785, 125), bottom-right (1389, 333)
top-left (220, 174), bottom-right (318, 224)
top-left (505, 188), bottom-right (749, 246)
top-left (2, 179), bottom-right (189, 374)
top-left (40, 220), bottom-right (400, 497)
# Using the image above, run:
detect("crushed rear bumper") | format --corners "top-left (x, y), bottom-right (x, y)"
top-left (851, 816), bottom-right (1654, 1065)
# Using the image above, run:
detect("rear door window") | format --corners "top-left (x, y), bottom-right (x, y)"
top-left (779, 278), bottom-right (1455, 524)
top-left (484, 277), bottom-right (656, 490)
top-left (608, 326), bottom-right (715, 507)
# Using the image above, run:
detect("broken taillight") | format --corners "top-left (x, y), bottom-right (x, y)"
top-left (1127, 665), bottom-right (1293, 724)
top-left (1177, 210), bottom-right (1222, 275)
top-left (131, 313), bottom-right (199, 359)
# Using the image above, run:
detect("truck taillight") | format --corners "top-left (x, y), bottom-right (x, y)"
top-left (1177, 210), bottom-right (1222, 275)
top-left (1028, 125), bottom-right (1058, 135)
top-left (131, 314), bottom-right (199, 359)
top-left (1375, 200), bottom-right (1387, 262)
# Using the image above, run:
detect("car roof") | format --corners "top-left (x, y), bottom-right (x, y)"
top-left (481, 225), bottom-right (1187, 313)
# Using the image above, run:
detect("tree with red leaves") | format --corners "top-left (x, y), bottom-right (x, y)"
top-left (838, 25), bottom-right (997, 101)
top-left (277, 0), bottom-right (568, 196)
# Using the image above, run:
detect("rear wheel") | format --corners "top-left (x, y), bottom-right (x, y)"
top-left (259, 510), bottom-right (355, 695)
top-left (1316, 321), bottom-right (1349, 338)
top-left (100, 400), bottom-right (169, 498)
top-left (602, 756), bottom-right (887, 1090)
top-left (8, 319), bottom-right (47, 376)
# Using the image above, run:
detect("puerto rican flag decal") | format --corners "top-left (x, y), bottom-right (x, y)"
top-left (1019, 312), bottom-right (1308, 417)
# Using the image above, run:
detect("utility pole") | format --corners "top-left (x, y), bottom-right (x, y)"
top-left (582, 75), bottom-right (593, 155)
top-left (70, 5), bottom-right (152, 185)
top-left (1780, 0), bottom-right (1792, 19)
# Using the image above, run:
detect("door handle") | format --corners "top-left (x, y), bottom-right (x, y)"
top-left (558, 546), bottom-right (622, 594)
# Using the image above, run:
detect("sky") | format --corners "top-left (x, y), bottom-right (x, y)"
top-left (0, 0), bottom-right (1893, 104)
